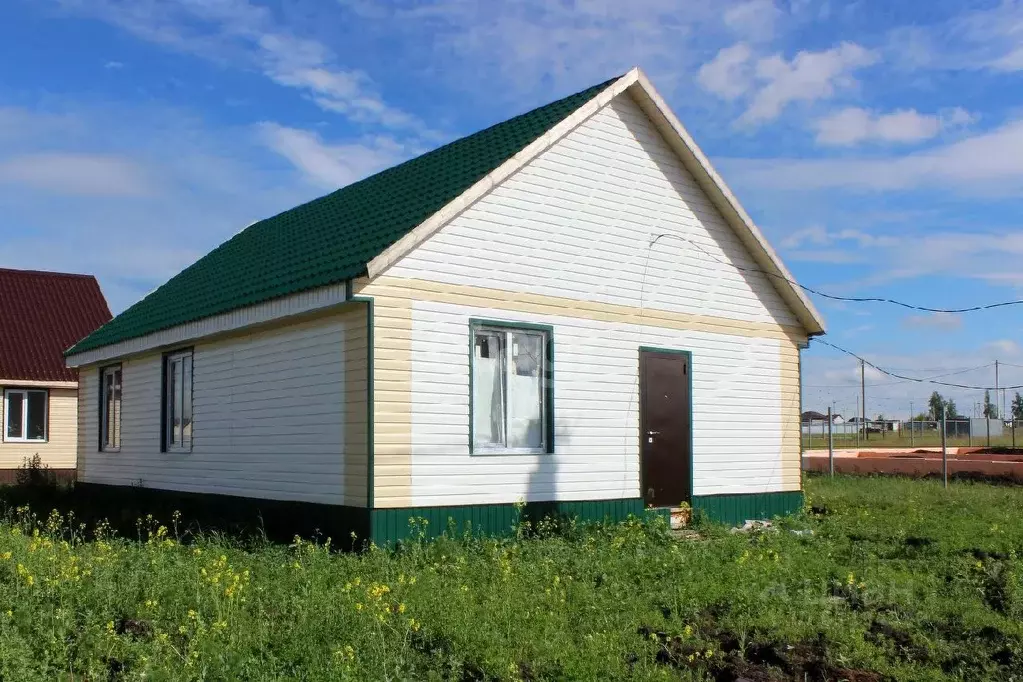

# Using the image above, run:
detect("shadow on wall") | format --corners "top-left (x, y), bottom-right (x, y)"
top-left (521, 426), bottom-right (565, 530)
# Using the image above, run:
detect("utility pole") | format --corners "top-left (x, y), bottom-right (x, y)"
top-left (996, 360), bottom-right (1000, 418)
top-left (941, 410), bottom-right (948, 489)
top-left (861, 359), bottom-right (867, 442)
top-left (910, 400), bottom-right (914, 447)
top-left (856, 395), bottom-right (860, 446)
top-left (827, 406), bottom-right (834, 477)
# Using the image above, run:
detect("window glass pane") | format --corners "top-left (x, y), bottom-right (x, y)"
top-left (112, 369), bottom-right (121, 448)
top-left (181, 354), bottom-right (192, 448)
top-left (6, 392), bottom-right (24, 439)
top-left (26, 392), bottom-right (45, 440)
top-left (168, 359), bottom-right (179, 447)
top-left (102, 372), bottom-right (112, 447)
top-left (508, 332), bottom-right (544, 449)
top-left (473, 332), bottom-right (505, 447)
top-left (103, 368), bottom-right (121, 449)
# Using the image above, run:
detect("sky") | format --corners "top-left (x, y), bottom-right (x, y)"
top-left (3, 0), bottom-right (1023, 420)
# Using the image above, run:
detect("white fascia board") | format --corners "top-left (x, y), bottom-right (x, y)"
top-left (65, 281), bottom-right (349, 368)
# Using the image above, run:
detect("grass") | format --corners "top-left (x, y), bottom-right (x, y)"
top-left (2, 477), bottom-right (1023, 680)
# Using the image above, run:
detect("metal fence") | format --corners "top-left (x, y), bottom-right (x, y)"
top-left (801, 417), bottom-right (1019, 450)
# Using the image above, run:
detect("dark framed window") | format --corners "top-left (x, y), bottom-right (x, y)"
top-left (100, 365), bottom-right (122, 451)
top-left (163, 349), bottom-right (193, 452)
top-left (469, 320), bottom-right (554, 454)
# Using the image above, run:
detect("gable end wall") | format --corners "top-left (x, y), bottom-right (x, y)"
top-left (361, 93), bottom-right (807, 509)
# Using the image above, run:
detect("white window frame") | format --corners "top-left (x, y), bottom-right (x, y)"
top-left (100, 365), bottom-right (122, 452)
top-left (470, 322), bottom-right (551, 455)
top-left (3, 388), bottom-right (48, 443)
top-left (163, 349), bottom-right (193, 453)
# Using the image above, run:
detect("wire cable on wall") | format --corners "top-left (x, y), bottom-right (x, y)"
top-left (649, 233), bottom-right (1023, 314)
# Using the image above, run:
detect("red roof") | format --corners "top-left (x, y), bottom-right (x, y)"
top-left (0, 268), bottom-right (112, 383)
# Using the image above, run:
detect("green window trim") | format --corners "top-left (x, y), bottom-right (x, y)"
top-left (469, 318), bottom-right (555, 456)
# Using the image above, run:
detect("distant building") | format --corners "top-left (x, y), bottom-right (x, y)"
top-left (0, 268), bottom-right (111, 479)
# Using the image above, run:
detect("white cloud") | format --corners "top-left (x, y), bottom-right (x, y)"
top-left (723, 0), bottom-right (781, 42)
top-left (258, 123), bottom-right (412, 189)
top-left (336, 0), bottom-right (729, 99)
top-left (0, 153), bottom-right (153, 196)
top-left (740, 42), bottom-right (879, 124)
top-left (0, 100), bottom-right (314, 313)
top-left (801, 343), bottom-right (1023, 421)
top-left (697, 40), bottom-right (880, 124)
top-left (54, 0), bottom-right (428, 133)
top-left (780, 225), bottom-right (897, 250)
top-left (814, 106), bottom-right (975, 146)
top-left (104, 60), bottom-right (124, 69)
top-left (887, 2), bottom-right (1023, 74)
top-left (725, 119), bottom-right (1023, 193)
top-left (697, 43), bottom-right (753, 100)
top-left (901, 313), bottom-right (963, 331)
top-left (984, 340), bottom-right (1023, 357)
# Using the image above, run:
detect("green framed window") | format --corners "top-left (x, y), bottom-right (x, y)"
top-left (469, 319), bottom-right (554, 455)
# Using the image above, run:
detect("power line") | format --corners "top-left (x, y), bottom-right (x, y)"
top-left (650, 233), bottom-right (1023, 314)
top-left (812, 339), bottom-right (1023, 391)
top-left (802, 363), bottom-right (995, 389)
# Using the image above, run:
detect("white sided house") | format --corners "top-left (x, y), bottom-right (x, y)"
top-left (66, 68), bottom-right (825, 543)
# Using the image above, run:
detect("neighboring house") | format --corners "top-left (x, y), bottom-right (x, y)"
top-left (66, 68), bottom-right (825, 543)
top-left (801, 411), bottom-right (827, 423)
top-left (832, 414), bottom-right (845, 425)
top-left (0, 268), bottom-right (111, 480)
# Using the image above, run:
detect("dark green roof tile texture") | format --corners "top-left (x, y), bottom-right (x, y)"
top-left (69, 77), bottom-right (618, 355)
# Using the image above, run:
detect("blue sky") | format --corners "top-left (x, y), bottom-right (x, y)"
top-left (3, 0), bottom-right (1023, 419)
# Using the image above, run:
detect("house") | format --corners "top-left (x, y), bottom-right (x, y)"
top-left (1, 268), bottom-right (111, 480)
top-left (65, 68), bottom-right (825, 542)
top-left (801, 411), bottom-right (827, 423)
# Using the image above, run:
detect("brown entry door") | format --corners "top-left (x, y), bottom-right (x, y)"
top-left (640, 349), bottom-right (692, 508)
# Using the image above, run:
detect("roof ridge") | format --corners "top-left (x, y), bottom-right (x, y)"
top-left (0, 267), bottom-right (99, 280)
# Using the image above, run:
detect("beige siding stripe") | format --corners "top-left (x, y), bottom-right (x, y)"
top-left (366, 292), bottom-right (413, 506)
top-left (365, 276), bottom-right (805, 342)
top-left (778, 342), bottom-right (802, 491)
top-left (342, 305), bottom-right (370, 506)
top-left (0, 388), bottom-right (79, 470)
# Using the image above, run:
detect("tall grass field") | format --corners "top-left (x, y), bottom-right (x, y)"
top-left (2, 476), bottom-right (1023, 680)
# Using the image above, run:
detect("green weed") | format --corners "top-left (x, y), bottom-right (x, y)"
top-left (1, 476), bottom-right (1023, 679)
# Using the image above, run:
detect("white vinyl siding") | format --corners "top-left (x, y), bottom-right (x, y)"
top-left (385, 93), bottom-right (798, 328)
top-left (77, 311), bottom-right (365, 505)
top-left (408, 300), bottom-right (785, 506)
top-left (374, 92), bottom-right (802, 507)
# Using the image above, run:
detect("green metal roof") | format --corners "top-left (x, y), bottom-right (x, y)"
top-left (69, 77), bottom-right (617, 356)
